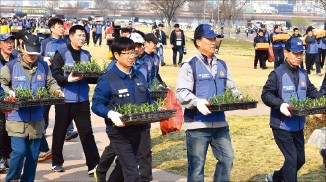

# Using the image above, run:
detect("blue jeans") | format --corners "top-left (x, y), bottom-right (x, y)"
top-left (155, 45), bottom-right (164, 63)
top-left (173, 46), bottom-right (184, 65)
top-left (186, 127), bottom-right (234, 182)
top-left (6, 137), bottom-right (40, 182)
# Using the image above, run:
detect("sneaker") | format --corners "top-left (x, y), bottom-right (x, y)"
top-left (88, 165), bottom-right (97, 176)
top-left (161, 62), bottom-right (166, 66)
top-left (254, 66), bottom-right (257, 69)
top-left (262, 66), bottom-right (268, 69)
top-left (265, 173), bottom-right (273, 182)
top-left (65, 131), bottom-right (78, 141)
top-left (52, 165), bottom-right (65, 172)
top-left (94, 169), bottom-right (106, 182)
top-left (38, 150), bottom-right (52, 162)
top-left (173, 64), bottom-right (177, 67)
top-left (0, 158), bottom-right (9, 170)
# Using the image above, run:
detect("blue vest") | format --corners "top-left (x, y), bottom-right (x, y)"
top-left (142, 53), bottom-right (156, 88)
top-left (58, 47), bottom-right (90, 103)
top-left (272, 32), bottom-right (284, 48)
top-left (84, 24), bottom-right (91, 33)
top-left (104, 66), bottom-right (148, 134)
top-left (7, 58), bottom-right (48, 122)
top-left (24, 20), bottom-right (31, 29)
top-left (95, 24), bottom-right (102, 34)
top-left (184, 57), bottom-right (227, 123)
top-left (318, 38), bottom-right (326, 50)
top-left (307, 38), bottom-right (319, 54)
top-left (42, 36), bottom-right (68, 58)
top-left (270, 65), bottom-right (307, 131)
top-left (134, 57), bottom-right (149, 82)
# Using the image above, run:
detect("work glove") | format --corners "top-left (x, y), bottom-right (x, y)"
top-left (196, 99), bottom-right (211, 115)
top-left (8, 90), bottom-right (15, 98)
top-left (280, 103), bottom-right (292, 117)
top-left (68, 71), bottom-right (83, 83)
top-left (108, 110), bottom-right (125, 127)
top-left (55, 90), bottom-right (65, 97)
top-left (44, 57), bottom-right (52, 66)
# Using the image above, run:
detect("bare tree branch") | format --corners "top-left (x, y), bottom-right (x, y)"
top-left (44, 0), bottom-right (58, 15)
top-left (188, 0), bottom-right (206, 24)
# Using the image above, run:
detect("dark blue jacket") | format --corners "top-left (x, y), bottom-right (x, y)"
top-left (143, 52), bottom-right (163, 88)
top-left (92, 64), bottom-right (153, 135)
top-left (306, 35), bottom-right (319, 54)
top-left (184, 56), bottom-right (227, 123)
top-left (154, 30), bottom-right (167, 45)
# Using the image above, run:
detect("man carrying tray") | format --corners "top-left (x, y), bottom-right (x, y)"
top-left (262, 37), bottom-right (323, 182)
top-left (0, 34), bottom-right (63, 182)
top-left (254, 29), bottom-right (268, 69)
top-left (176, 24), bottom-right (241, 182)
top-left (92, 37), bottom-right (155, 182)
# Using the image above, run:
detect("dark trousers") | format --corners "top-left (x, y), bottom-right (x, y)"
top-left (273, 47), bottom-right (284, 69)
top-left (94, 34), bottom-right (102, 46)
top-left (254, 50), bottom-right (267, 68)
top-left (106, 125), bottom-right (141, 182)
top-left (319, 48), bottom-right (326, 68)
top-left (107, 40), bottom-right (113, 50)
top-left (306, 53), bottom-right (321, 74)
top-left (52, 101), bottom-right (99, 171)
top-left (0, 113), bottom-right (11, 159)
top-left (92, 32), bottom-right (96, 44)
top-left (272, 129), bottom-right (305, 182)
top-left (173, 46), bottom-right (184, 65)
top-left (86, 33), bottom-right (90, 45)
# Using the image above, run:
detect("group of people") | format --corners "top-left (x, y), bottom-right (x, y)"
top-left (0, 13), bottom-right (325, 182)
top-left (253, 24), bottom-right (326, 75)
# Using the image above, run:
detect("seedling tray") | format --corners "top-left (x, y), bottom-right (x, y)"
top-left (121, 109), bottom-right (176, 126)
top-left (150, 89), bottom-right (168, 99)
top-left (65, 71), bottom-right (104, 78)
top-left (0, 101), bottom-right (20, 111)
top-left (289, 106), bottom-right (326, 116)
top-left (208, 101), bottom-right (258, 112)
top-left (18, 98), bottom-right (65, 107)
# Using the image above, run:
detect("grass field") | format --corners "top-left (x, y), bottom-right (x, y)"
top-left (83, 26), bottom-right (325, 181)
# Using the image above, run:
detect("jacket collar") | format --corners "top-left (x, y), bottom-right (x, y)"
top-left (112, 63), bottom-right (136, 79)
top-left (195, 51), bottom-right (217, 66)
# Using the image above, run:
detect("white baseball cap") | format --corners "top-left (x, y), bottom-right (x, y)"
top-left (129, 32), bottom-right (145, 44)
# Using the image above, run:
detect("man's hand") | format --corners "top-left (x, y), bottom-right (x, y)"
top-left (196, 99), bottom-right (211, 115)
top-left (280, 103), bottom-right (292, 117)
top-left (313, 114), bottom-right (324, 121)
top-left (8, 90), bottom-right (15, 98)
top-left (68, 71), bottom-right (83, 82)
top-left (108, 110), bottom-right (125, 127)
top-left (55, 90), bottom-right (65, 97)
top-left (44, 57), bottom-right (52, 66)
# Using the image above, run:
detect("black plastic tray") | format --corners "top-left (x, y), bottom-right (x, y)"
top-left (65, 71), bottom-right (104, 78)
top-left (0, 101), bottom-right (20, 111)
top-left (150, 90), bottom-right (168, 99)
top-left (18, 98), bottom-right (65, 107)
top-left (208, 101), bottom-right (258, 112)
top-left (289, 106), bottom-right (326, 116)
top-left (121, 109), bottom-right (176, 126)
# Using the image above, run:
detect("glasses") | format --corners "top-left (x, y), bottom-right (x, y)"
top-left (1, 42), bottom-right (14, 45)
top-left (121, 51), bottom-right (136, 56)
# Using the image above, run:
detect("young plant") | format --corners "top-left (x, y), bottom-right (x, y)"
top-left (36, 87), bottom-right (48, 99)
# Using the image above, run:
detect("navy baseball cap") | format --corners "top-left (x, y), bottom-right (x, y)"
top-left (194, 24), bottom-right (218, 40)
top-left (285, 37), bottom-right (304, 53)
top-left (0, 33), bottom-right (15, 41)
top-left (22, 34), bottom-right (41, 55)
top-left (145, 33), bottom-right (159, 44)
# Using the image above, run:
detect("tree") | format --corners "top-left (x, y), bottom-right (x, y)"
top-left (188, 0), bottom-right (206, 24)
top-left (59, 1), bottom-right (81, 17)
top-left (212, 0), bottom-right (246, 37)
top-left (44, 0), bottom-right (58, 15)
top-left (95, 0), bottom-right (111, 17)
top-left (147, 0), bottom-right (187, 28)
top-left (291, 17), bottom-right (312, 32)
top-left (127, 0), bottom-right (139, 18)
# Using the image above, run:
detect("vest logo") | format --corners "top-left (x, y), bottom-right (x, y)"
top-left (198, 73), bottom-right (210, 79)
top-left (136, 82), bottom-right (143, 86)
top-left (220, 71), bottom-right (224, 77)
top-left (301, 81), bottom-right (305, 87)
top-left (37, 75), bottom-right (42, 80)
top-left (14, 76), bottom-right (25, 81)
top-left (297, 42), bottom-right (302, 46)
top-left (283, 85), bottom-right (294, 91)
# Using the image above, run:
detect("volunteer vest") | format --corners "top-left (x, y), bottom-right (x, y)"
top-left (7, 59), bottom-right (48, 122)
top-left (318, 38), bottom-right (326, 50)
top-left (43, 36), bottom-right (67, 58)
top-left (24, 20), bottom-right (31, 29)
top-left (104, 67), bottom-right (148, 134)
top-left (134, 57), bottom-right (149, 82)
top-left (184, 57), bottom-right (227, 122)
top-left (58, 47), bottom-right (90, 103)
top-left (270, 65), bottom-right (307, 131)
top-left (85, 24), bottom-right (91, 33)
top-left (142, 54), bottom-right (154, 88)
top-left (307, 38), bottom-right (319, 54)
top-left (95, 24), bottom-right (102, 34)
top-left (272, 32), bottom-right (284, 48)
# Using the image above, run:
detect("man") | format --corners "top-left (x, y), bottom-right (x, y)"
top-left (0, 34), bottom-right (62, 182)
top-left (63, 19), bottom-right (72, 42)
top-left (305, 27), bottom-right (322, 76)
top-left (121, 27), bottom-right (132, 37)
top-left (170, 23), bottom-right (185, 67)
top-left (83, 20), bottom-right (92, 46)
top-left (318, 32), bottom-right (326, 69)
top-left (0, 17), bottom-right (10, 34)
top-left (262, 37), bottom-right (322, 182)
top-left (51, 25), bottom-right (99, 175)
top-left (270, 25), bottom-right (286, 69)
top-left (253, 29), bottom-right (268, 69)
top-left (72, 17), bottom-right (78, 26)
top-left (94, 21), bottom-right (103, 46)
top-left (154, 23), bottom-right (167, 66)
top-left (176, 24), bottom-right (241, 182)
top-left (92, 37), bottom-right (154, 182)
top-left (0, 33), bottom-right (17, 173)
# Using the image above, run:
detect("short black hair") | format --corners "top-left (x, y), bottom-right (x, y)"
top-left (258, 29), bottom-right (264, 33)
top-left (158, 23), bottom-right (164, 27)
top-left (293, 28), bottom-right (299, 32)
top-left (69, 25), bottom-right (86, 35)
top-left (121, 27), bottom-right (132, 34)
top-left (111, 37), bottom-right (135, 59)
top-left (274, 25), bottom-right (279, 32)
top-left (174, 24), bottom-right (180, 28)
top-left (48, 17), bottom-right (63, 28)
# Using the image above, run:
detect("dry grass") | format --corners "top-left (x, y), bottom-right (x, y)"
top-left (151, 116), bottom-right (326, 181)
